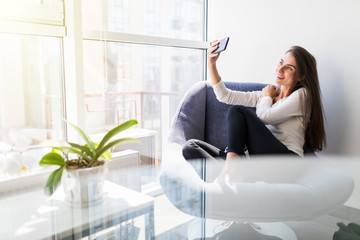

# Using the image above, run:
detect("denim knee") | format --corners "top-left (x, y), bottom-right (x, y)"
top-left (227, 105), bottom-right (246, 119)
top-left (182, 139), bottom-right (199, 159)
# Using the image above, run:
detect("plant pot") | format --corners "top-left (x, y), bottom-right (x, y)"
top-left (62, 161), bottom-right (107, 207)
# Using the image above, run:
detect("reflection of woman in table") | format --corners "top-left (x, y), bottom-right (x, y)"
top-left (183, 43), bottom-right (326, 161)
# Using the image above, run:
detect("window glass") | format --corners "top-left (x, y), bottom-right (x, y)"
top-left (83, 40), bottom-right (203, 159)
top-left (0, 0), bottom-right (64, 25)
top-left (0, 33), bottom-right (64, 178)
top-left (82, 0), bottom-right (206, 187)
top-left (82, 0), bottom-right (205, 41)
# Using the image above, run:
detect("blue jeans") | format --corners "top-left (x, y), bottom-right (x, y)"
top-left (226, 105), bottom-right (296, 156)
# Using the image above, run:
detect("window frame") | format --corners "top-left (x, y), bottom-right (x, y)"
top-left (83, 30), bottom-right (209, 50)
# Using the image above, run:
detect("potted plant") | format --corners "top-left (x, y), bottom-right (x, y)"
top-left (39, 119), bottom-right (140, 206)
top-left (333, 222), bottom-right (360, 240)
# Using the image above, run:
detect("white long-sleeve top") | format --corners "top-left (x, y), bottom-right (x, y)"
top-left (212, 80), bottom-right (308, 157)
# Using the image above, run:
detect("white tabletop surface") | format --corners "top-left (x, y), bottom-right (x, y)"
top-left (0, 181), bottom-right (154, 240)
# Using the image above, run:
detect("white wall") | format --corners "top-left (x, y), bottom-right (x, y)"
top-left (208, 0), bottom-right (360, 157)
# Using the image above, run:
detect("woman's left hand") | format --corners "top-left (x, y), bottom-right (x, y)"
top-left (262, 85), bottom-right (279, 98)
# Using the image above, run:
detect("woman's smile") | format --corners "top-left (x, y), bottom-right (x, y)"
top-left (276, 74), bottom-right (285, 80)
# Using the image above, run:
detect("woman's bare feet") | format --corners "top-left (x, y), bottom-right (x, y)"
top-left (213, 152), bottom-right (243, 183)
top-left (226, 152), bottom-right (240, 160)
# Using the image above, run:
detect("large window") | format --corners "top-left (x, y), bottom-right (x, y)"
top-left (0, 0), bottom-right (208, 182)
top-left (82, 0), bottom-right (208, 163)
top-left (0, 0), bottom-right (65, 179)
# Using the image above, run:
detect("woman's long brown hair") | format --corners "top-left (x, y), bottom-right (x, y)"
top-left (287, 46), bottom-right (326, 152)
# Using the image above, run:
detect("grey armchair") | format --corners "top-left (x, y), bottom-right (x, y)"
top-left (160, 81), bottom-right (353, 239)
top-left (167, 81), bottom-right (314, 156)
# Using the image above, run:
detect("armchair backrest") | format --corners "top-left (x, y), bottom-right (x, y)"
top-left (168, 81), bottom-right (265, 150)
top-left (204, 82), bottom-right (266, 150)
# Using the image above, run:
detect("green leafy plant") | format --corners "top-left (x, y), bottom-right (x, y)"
top-left (333, 222), bottom-right (360, 240)
top-left (39, 119), bottom-right (140, 195)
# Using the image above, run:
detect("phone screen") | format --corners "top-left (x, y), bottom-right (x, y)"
top-left (212, 37), bottom-right (230, 54)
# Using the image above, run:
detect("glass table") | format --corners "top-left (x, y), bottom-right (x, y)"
top-left (0, 155), bottom-right (356, 240)
top-left (0, 181), bottom-right (154, 240)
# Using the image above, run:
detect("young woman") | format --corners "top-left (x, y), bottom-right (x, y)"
top-left (182, 42), bottom-right (326, 160)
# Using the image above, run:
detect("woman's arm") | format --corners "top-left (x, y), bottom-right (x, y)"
top-left (213, 81), bottom-right (262, 107)
top-left (256, 88), bottom-right (307, 124)
top-left (208, 40), bottom-right (261, 107)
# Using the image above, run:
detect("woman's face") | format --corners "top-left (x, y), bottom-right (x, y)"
top-left (275, 52), bottom-right (298, 87)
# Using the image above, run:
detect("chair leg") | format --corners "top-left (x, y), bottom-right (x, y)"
top-left (187, 218), bottom-right (297, 240)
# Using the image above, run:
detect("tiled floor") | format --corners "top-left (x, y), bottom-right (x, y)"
top-left (151, 194), bottom-right (355, 240)
top-left (287, 216), bottom-right (345, 240)
top-left (90, 192), bottom-right (356, 240)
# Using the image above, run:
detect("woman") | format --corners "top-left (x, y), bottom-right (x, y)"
top-left (183, 42), bottom-right (326, 160)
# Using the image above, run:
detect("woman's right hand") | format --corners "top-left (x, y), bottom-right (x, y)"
top-left (262, 85), bottom-right (279, 98)
top-left (208, 40), bottom-right (222, 84)
top-left (208, 40), bottom-right (221, 66)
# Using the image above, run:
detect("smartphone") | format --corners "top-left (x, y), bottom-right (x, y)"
top-left (212, 37), bottom-right (230, 54)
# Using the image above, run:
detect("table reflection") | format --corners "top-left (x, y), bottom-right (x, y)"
top-left (160, 155), bottom-right (354, 240)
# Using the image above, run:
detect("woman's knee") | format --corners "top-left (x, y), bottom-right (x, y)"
top-left (183, 139), bottom-right (200, 149)
top-left (227, 105), bottom-right (246, 120)
top-left (227, 105), bottom-right (256, 120)
top-left (182, 139), bottom-right (200, 158)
